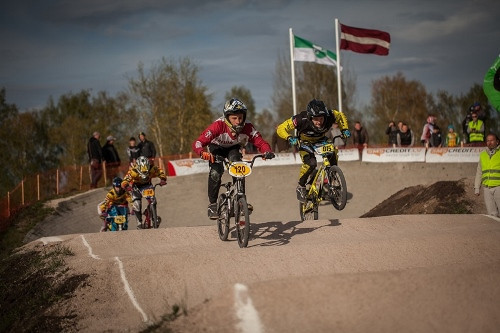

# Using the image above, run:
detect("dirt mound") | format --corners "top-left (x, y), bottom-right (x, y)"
top-left (361, 178), bottom-right (481, 217)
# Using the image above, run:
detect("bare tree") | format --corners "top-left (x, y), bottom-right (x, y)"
top-left (128, 57), bottom-right (213, 155)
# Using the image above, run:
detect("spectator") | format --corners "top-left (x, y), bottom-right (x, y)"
top-left (137, 132), bottom-right (157, 164)
top-left (272, 125), bottom-right (291, 152)
top-left (385, 121), bottom-right (399, 147)
top-left (474, 133), bottom-right (500, 217)
top-left (397, 121), bottom-right (404, 132)
top-left (396, 123), bottom-right (415, 147)
top-left (445, 124), bottom-right (461, 147)
top-left (352, 121), bottom-right (368, 152)
top-left (326, 122), bottom-right (346, 148)
top-left (420, 115), bottom-right (435, 147)
top-left (462, 103), bottom-right (485, 143)
top-left (87, 131), bottom-right (103, 189)
top-left (429, 125), bottom-right (442, 147)
top-left (467, 111), bottom-right (485, 146)
top-left (102, 135), bottom-right (121, 180)
top-left (126, 136), bottom-right (141, 166)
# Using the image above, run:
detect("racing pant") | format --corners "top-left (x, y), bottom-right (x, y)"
top-left (298, 149), bottom-right (337, 187)
top-left (131, 183), bottom-right (152, 223)
top-left (207, 144), bottom-right (244, 204)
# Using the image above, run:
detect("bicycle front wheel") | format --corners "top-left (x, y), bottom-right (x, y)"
top-left (150, 204), bottom-right (159, 229)
top-left (328, 165), bottom-right (347, 210)
top-left (299, 199), bottom-right (318, 221)
top-left (217, 194), bottom-right (230, 241)
top-left (234, 197), bottom-right (250, 248)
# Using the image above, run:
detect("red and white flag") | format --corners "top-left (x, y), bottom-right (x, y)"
top-left (340, 23), bottom-right (391, 56)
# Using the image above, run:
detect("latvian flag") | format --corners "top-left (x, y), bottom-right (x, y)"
top-left (340, 23), bottom-right (391, 56)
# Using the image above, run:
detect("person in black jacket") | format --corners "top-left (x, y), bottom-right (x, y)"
top-left (87, 131), bottom-right (103, 189)
top-left (137, 132), bottom-right (157, 164)
top-left (102, 135), bottom-right (121, 181)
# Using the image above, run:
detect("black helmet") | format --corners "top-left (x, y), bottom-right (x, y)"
top-left (112, 177), bottom-right (122, 187)
top-left (223, 98), bottom-right (247, 132)
top-left (306, 99), bottom-right (328, 120)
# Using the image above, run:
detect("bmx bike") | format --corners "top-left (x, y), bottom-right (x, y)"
top-left (216, 153), bottom-right (274, 248)
top-left (298, 136), bottom-right (347, 221)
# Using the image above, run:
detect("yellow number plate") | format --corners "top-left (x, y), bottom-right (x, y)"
top-left (142, 188), bottom-right (155, 196)
top-left (115, 215), bottom-right (126, 224)
top-left (228, 162), bottom-right (252, 177)
top-left (316, 143), bottom-right (335, 154)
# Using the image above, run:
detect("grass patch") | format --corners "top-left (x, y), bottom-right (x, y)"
top-left (0, 243), bottom-right (88, 332)
top-left (0, 201), bottom-right (54, 260)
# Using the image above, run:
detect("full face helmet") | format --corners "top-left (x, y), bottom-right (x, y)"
top-left (136, 156), bottom-right (150, 179)
top-left (223, 98), bottom-right (247, 133)
top-left (306, 99), bottom-right (328, 132)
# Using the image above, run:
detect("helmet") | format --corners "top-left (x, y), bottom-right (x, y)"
top-left (112, 177), bottom-right (122, 188)
top-left (136, 156), bottom-right (150, 178)
top-left (469, 102), bottom-right (481, 112)
top-left (223, 98), bottom-right (247, 132)
top-left (306, 99), bottom-right (328, 120)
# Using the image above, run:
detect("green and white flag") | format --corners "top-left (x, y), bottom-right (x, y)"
top-left (293, 35), bottom-right (338, 67)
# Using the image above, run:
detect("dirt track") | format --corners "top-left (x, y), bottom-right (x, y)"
top-left (22, 161), bottom-right (500, 332)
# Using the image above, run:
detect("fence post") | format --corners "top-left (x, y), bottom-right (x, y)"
top-left (56, 169), bottom-right (60, 195)
top-left (21, 180), bottom-right (25, 206)
top-left (80, 166), bottom-right (83, 191)
top-left (37, 174), bottom-right (40, 201)
top-left (7, 191), bottom-right (10, 218)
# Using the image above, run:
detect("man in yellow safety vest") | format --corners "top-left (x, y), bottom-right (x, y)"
top-left (474, 133), bottom-right (500, 216)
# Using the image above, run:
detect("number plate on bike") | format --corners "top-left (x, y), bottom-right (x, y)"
top-left (115, 215), bottom-right (126, 224)
top-left (142, 188), bottom-right (155, 197)
top-left (228, 162), bottom-right (252, 178)
top-left (315, 143), bottom-right (335, 154)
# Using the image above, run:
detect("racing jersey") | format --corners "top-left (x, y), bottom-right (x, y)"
top-left (99, 188), bottom-right (132, 212)
top-left (277, 109), bottom-right (349, 143)
top-left (192, 117), bottom-right (272, 155)
top-left (121, 165), bottom-right (167, 187)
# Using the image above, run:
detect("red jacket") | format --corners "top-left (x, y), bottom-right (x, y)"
top-left (193, 117), bottom-right (272, 155)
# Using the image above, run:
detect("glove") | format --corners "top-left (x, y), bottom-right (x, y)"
top-left (288, 136), bottom-right (298, 146)
top-left (201, 151), bottom-right (214, 163)
top-left (159, 179), bottom-right (167, 186)
top-left (263, 152), bottom-right (275, 160)
top-left (341, 129), bottom-right (351, 138)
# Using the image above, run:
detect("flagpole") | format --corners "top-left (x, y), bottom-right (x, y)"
top-left (289, 27), bottom-right (297, 117)
top-left (335, 18), bottom-right (343, 113)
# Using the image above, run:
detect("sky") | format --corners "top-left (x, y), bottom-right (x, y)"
top-left (1, 0), bottom-right (499, 115)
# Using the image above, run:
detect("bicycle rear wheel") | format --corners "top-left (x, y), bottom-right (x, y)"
top-left (328, 165), bottom-right (347, 210)
top-left (217, 194), bottom-right (230, 241)
top-left (234, 197), bottom-right (250, 248)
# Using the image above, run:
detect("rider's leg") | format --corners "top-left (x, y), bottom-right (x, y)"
top-left (208, 161), bottom-right (224, 218)
top-left (131, 189), bottom-right (142, 227)
top-left (297, 151), bottom-right (317, 201)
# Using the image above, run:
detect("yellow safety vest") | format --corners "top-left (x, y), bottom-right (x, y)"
top-left (468, 120), bottom-right (484, 142)
top-left (480, 149), bottom-right (500, 187)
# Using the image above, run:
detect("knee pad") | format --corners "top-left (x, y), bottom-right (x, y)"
top-left (209, 164), bottom-right (223, 182)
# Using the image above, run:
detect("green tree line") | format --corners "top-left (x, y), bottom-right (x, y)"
top-left (1, 55), bottom-right (496, 197)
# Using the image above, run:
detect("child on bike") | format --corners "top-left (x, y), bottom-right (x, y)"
top-left (192, 98), bottom-right (275, 219)
top-left (120, 156), bottom-right (167, 229)
top-left (97, 177), bottom-right (132, 232)
top-left (276, 99), bottom-right (350, 202)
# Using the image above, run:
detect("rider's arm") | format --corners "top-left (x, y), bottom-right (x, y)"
top-left (276, 118), bottom-right (295, 140)
top-left (192, 120), bottom-right (222, 156)
top-left (332, 110), bottom-right (349, 131)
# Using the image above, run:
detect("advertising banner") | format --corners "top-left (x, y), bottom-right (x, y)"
top-left (362, 147), bottom-right (426, 163)
top-left (425, 147), bottom-right (483, 163)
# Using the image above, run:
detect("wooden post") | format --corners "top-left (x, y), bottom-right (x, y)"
top-left (80, 166), bottom-right (83, 191)
top-left (7, 192), bottom-right (10, 218)
top-left (37, 174), bottom-right (40, 201)
top-left (21, 180), bottom-right (25, 205)
top-left (56, 169), bottom-right (60, 195)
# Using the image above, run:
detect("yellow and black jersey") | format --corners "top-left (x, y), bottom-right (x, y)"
top-left (99, 188), bottom-right (132, 212)
top-left (122, 165), bottom-right (167, 187)
top-left (277, 109), bottom-right (349, 143)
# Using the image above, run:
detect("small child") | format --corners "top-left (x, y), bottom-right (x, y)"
top-left (97, 177), bottom-right (132, 232)
top-left (429, 125), bottom-right (442, 147)
top-left (445, 124), bottom-right (460, 147)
